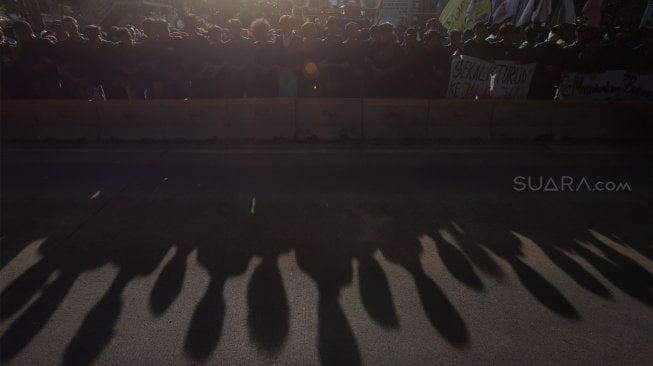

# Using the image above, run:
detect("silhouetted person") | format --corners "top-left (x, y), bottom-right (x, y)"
top-left (248, 18), bottom-right (278, 97)
top-left (82, 25), bottom-right (114, 100)
top-left (563, 24), bottom-right (601, 73)
top-left (57, 16), bottom-right (89, 99)
top-left (596, 30), bottom-right (635, 71)
top-left (0, 29), bottom-right (15, 99)
top-left (274, 15), bottom-right (302, 97)
top-left (178, 14), bottom-right (210, 98)
top-left (10, 20), bottom-right (59, 99)
top-left (459, 22), bottom-right (492, 60)
top-left (222, 19), bottom-right (252, 97)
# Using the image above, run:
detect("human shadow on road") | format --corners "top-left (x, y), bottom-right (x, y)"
top-left (62, 196), bottom-right (180, 366)
top-left (182, 204), bottom-right (254, 361)
top-left (369, 206), bottom-right (470, 347)
top-left (461, 202), bottom-right (581, 321)
top-left (246, 208), bottom-right (292, 355)
top-left (348, 209), bottom-right (400, 330)
top-left (0, 262), bottom-right (84, 363)
top-left (435, 219), bottom-right (503, 281)
top-left (2, 168), bottom-right (650, 366)
top-left (508, 200), bottom-right (614, 301)
top-left (150, 243), bottom-right (194, 316)
top-left (0, 240), bottom-right (63, 323)
top-left (0, 212), bottom-right (120, 364)
top-left (294, 205), bottom-right (362, 366)
top-left (518, 198), bottom-right (651, 307)
top-left (428, 228), bottom-right (485, 291)
top-left (355, 250), bottom-right (400, 329)
top-left (570, 237), bottom-right (652, 306)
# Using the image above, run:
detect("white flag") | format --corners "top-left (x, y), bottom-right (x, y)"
top-left (515, 0), bottom-right (535, 26)
top-left (551, 0), bottom-right (576, 25)
top-left (492, 0), bottom-right (521, 23)
top-left (466, 0), bottom-right (483, 23)
top-left (532, 0), bottom-right (552, 24)
top-left (641, 0), bottom-right (653, 29)
top-left (515, 0), bottom-right (529, 20)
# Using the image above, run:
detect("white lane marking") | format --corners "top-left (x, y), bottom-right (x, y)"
top-left (250, 196), bottom-right (256, 215)
top-left (90, 190), bottom-right (102, 200)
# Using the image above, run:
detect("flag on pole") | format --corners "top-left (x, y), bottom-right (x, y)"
top-left (515, 0), bottom-right (529, 21)
top-left (551, 0), bottom-right (576, 25)
top-left (492, 0), bottom-right (521, 23)
top-left (437, 0), bottom-right (451, 15)
top-left (582, 0), bottom-right (604, 27)
top-left (466, 0), bottom-right (489, 23)
top-left (441, 0), bottom-right (491, 30)
top-left (532, 0), bottom-right (552, 24)
top-left (641, 0), bottom-right (653, 29)
top-left (515, 0), bottom-right (535, 26)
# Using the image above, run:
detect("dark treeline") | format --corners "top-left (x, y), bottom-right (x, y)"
top-left (0, 14), bottom-right (651, 100)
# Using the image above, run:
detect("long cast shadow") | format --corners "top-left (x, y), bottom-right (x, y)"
top-left (0, 218), bottom-right (119, 363)
top-left (294, 205), bottom-right (362, 366)
top-left (247, 255), bottom-right (290, 354)
top-left (0, 265), bottom-right (82, 363)
top-left (528, 200), bottom-right (651, 306)
top-left (428, 230), bottom-right (485, 291)
top-left (0, 253), bottom-right (61, 323)
top-left (246, 209), bottom-right (292, 355)
top-left (571, 239), bottom-right (652, 306)
top-left (183, 206), bottom-right (253, 361)
top-left (356, 253), bottom-right (399, 330)
top-left (516, 230), bottom-right (613, 300)
top-left (63, 270), bottom-right (131, 366)
top-left (150, 244), bottom-right (193, 316)
top-left (504, 234), bottom-right (579, 320)
top-left (374, 209), bottom-right (470, 347)
top-left (464, 208), bottom-right (581, 321)
top-left (350, 211), bottom-right (399, 330)
top-left (438, 220), bottom-right (503, 280)
top-left (62, 194), bottom-right (183, 365)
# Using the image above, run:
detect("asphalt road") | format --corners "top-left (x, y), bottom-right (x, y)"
top-left (1, 142), bottom-right (651, 366)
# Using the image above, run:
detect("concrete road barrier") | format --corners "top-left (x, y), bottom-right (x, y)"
top-left (491, 101), bottom-right (553, 140)
top-left (1, 99), bottom-right (650, 142)
top-left (97, 100), bottom-right (167, 141)
top-left (549, 102), bottom-right (651, 140)
top-left (549, 102), bottom-right (614, 140)
top-left (162, 99), bottom-right (228, 140)
top-left (296, 98), bottom-right (362, 140)
top-left (364, 99), bottom-right (429, 139)
top-left (1, 100), bottom-right (37, 141)
top-left (0, 100), bottom-right (99, 141)
top-left (608, 102), bottom-right (653, 140)
top-left (32, 100), bottom-right (100, 141)
top-left (225, 98), bottom-right (294, 139)
top-left (428, 100), bottom-right (494, 140)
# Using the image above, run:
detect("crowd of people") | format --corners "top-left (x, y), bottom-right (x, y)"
top-left (0, 14), bottom-right (651, 100)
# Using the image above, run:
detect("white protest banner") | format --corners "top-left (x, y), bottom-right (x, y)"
top-left (559, 71), bottom-right (653, 101)
top-left (447, 55), bottom-right (494, 99)
top-left (447, 55), bottom-right (536, 99)
top-left (491, 61), bottom-right (537, 99)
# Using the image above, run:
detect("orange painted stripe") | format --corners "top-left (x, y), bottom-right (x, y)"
top-left (297, 98), bottom-right (360, 105)
top-left (365, 99), bottom-right (429, 107)
top-left (0, 99), bottom-right (650, 111)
